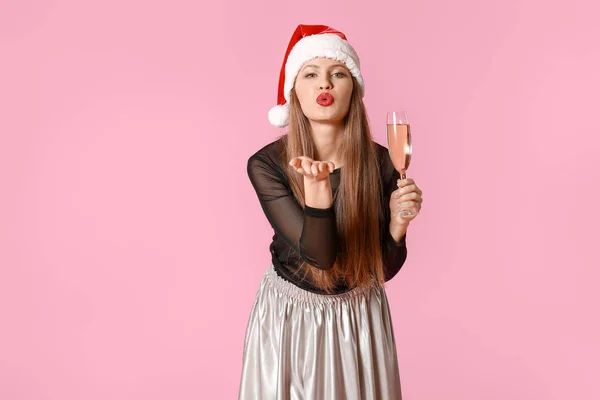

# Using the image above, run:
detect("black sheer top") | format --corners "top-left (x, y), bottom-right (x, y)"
top-left (247, 136), bottom-right (408, 294)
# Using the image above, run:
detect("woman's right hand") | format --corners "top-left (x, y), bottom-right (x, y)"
top-left (289, 156), bottom-right (336, 182)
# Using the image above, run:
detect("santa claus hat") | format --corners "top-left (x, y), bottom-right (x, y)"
top-left (268, 24), bottom-right (365, 128)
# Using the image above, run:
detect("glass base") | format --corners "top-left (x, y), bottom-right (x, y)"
top-left (393, 209), bottom-right (419, 217)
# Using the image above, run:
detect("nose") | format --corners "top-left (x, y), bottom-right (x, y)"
top-left (319, 76), bottom-right (332, 90)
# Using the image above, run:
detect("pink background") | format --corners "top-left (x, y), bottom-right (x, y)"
top-left (1, 0), bottom-right (598, 398)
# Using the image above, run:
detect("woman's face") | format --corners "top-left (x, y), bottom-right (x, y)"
top-left (293, 57), bottom-right (354, 125)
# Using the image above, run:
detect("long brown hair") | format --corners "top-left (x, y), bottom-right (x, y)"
top-left (279, 77), bottom-right (385, 293)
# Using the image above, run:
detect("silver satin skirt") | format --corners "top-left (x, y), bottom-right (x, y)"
top-left (238, 264), bottom-right (402, 400)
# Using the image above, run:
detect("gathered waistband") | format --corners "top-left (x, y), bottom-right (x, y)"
top-left (262, 263), bottom-right (380, 306)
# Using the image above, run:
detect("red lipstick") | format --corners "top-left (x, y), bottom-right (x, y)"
top-left (316, 93), bottom-right (334, 106)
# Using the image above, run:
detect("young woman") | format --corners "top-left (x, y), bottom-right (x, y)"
top-left (239, 24), bottom-right (423, 400)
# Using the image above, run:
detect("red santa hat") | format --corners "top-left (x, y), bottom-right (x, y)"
top-left (268, 24), bottom-right (365, 128)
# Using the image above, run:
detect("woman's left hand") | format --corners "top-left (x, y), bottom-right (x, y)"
top-left (390, 178), bottom-right (423, 224)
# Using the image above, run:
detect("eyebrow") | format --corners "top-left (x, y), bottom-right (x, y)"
top-left (301, 63), bottom-right (348, 71)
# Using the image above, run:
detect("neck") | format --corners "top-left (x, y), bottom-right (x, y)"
top-left (309, 120), bottom-right (345, 169)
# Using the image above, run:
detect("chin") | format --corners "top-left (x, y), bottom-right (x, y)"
top-left (307, 116), bottom-right (345, 125)
top-left (306, 109), bottom-right (348, 124)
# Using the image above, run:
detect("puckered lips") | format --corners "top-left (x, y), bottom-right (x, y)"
top-left (316, 92), bottom-right (334, 106)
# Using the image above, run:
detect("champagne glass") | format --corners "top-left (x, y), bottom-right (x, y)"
top-left (387, 111), bottom-right (419, 217)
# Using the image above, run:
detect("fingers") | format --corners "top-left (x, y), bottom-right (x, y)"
top-left (301, 158), bottom-right (312, 174)
top-left (396, 179), bottom-right (423, 196)
top-left (288, 156), bottom-right (335, 180)
top-left (393, 188), bottom-right (421, 199)
top-left (391, 178), bottom-right (423, 219)
top-left (397, 178), bottom-right (420, 191)
top-left (288, 157), bottom-right (308, 175)
top-left (391, 194), bottom-right (422, 212)
top-left (394, 192), bottom-right (423, 203)
top-left (397, 178), bottom-right (414, 188)
top-left (392, 183), bottom-right (423, 207)
top-left (390, 197), bottom-right (421, 214)
top-left (311, 162), bottom-right (320, 176)
top-left (289, 157), bottom-right (301, 169)
top-left (399, 201), bottom-right (419, 207)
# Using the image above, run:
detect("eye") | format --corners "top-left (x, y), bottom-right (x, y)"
top-left (332, 72), bottom-right (347, 78)
top-left (304, 73), bottom-right (317, 78)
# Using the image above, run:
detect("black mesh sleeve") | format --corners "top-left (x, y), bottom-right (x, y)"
top-left (381, 167), bottom-right (408, 282)
top-left (247, 154), bottom-right (338, 270)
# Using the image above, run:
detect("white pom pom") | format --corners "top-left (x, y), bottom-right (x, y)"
top-left (268, 103), bottom-right (289, 128)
